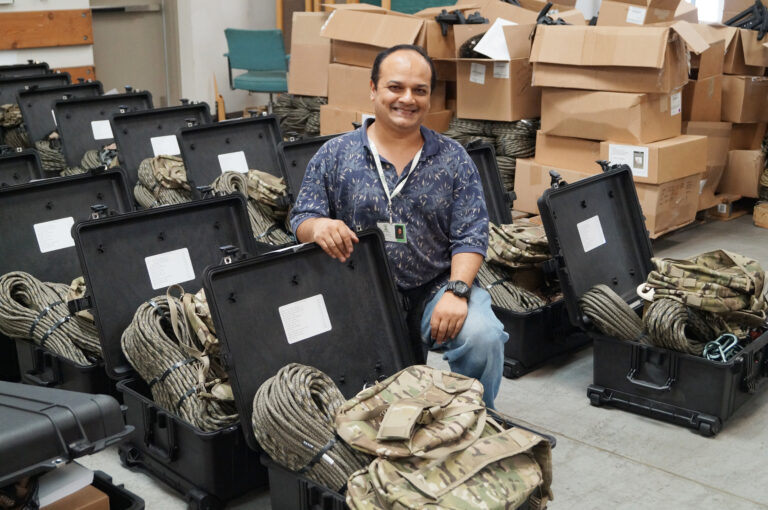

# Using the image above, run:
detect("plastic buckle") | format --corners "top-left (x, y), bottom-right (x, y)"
top-left (118, 104), bottom-right (129, 114)
top-left (90, 204), bottom-right (109, 219)
top-left (219, 245), bottom-right (240, 265)
top-left (67, 296), bottom-right (93, 315)
top-left (185, 117), bottom-right (198, 128)
top-left (548, 170), bottom-right (567, 189)
top-left (196, 185), bottom-right (215, 199)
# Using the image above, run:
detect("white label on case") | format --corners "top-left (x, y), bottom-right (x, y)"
top-left (33, 217), bottom-right (75, 254)
top-left (217, 151), bottom-right (249, 174)
top-left (608, 144), bottom-right (650, 178)
top-left (577, 215), bottom-right (606, 253)
top-left (626, 6), bottom-right (647, 24)
top-left (150, 135), bottom-right (181, 157)
top-left (493, 62), bottom-right (510, 79)
top-left (144, 248), bottom-right (195, 290)
top-left (279, 294), bottom-right (332, 344)
top-left (469, 63), bottom-right (486, 85)
top-left (670, 92), bottom-right (682, 115)
top-left (91, 119), bottom-right (113, 141)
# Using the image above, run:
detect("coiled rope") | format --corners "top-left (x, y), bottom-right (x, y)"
top-left (121, 288), bottom-right (238, 432)
top-left (579, 284), bottom-right (648, 343)
top-left (643, 298), bottom-right (719, 355)
top-left (251, 363), bottom-right (372, 491)
top-left (476, 262), bottom-right (546, 312)
top-left (273, 94), bottom-right (327, 138)
top-left (0, 272), bottom-right (101, 366)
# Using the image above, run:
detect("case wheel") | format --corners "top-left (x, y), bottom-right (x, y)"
top-left (186, 488), bottom-right (221, 510)
top-left (118, 444), bottom-right (140, 467)
top-left (587, 389), bottom-right (603, 407)
top-left (697, 419), bottom-right (721, 437)
top-left (503, 360), bottom-right (524, 379)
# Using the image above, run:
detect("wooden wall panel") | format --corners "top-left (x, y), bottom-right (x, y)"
top-left (55, 65), bottom-right (96, 82)
top-left (0, 10), bottom-right (94, 50)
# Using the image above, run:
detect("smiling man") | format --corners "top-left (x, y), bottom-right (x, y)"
top-left (289, 44), bottom-right (508, 408)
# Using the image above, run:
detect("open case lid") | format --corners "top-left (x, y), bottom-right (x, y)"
top-left (54, 92), bottom-right (154, 167)
top-left (278, 134), bottom-right (336, 204)
top-left (18, 81), bottom-right (103, 142)
top-left (0, 62), bottom-right (50, 79)
top-left (0, 381), bottom-right (131, 486)
top-left (0, 73), bottom-right (70, 105)
top-left (466, 141), bottom-right (514, 225)
top-left (0, 169), bottom-right (132, 284)
top-left (536, 166), bottom-right (654, 327)
top-left (203, 231), bottom-right (415, 450)
top-left (73, 195), bottom-right (256, 379)
top-left (178, 116), bottom-right (283, 188)
top-left (0, 149), bottom-right (43, 187)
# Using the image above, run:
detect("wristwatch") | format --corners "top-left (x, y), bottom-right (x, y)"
top-left (446, 280), bottom-right (471, 300)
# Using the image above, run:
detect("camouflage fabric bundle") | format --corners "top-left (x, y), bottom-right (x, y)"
top-left (486, 221), bottom-right (551, 269)
top-left (0, 104), bottom-right (30, 149)
top-left (645, 250), bottom-right (767, 320)
top-left (246, 168), bottom-right (289, 221)
top-left (335, 365), bottom-right (487, 460)
top-left (134, 155), bottom-right (193, 208)
top-left (346, 424), bottom-right (553, 510)
top-left (273, 94), bottom-right (326, 138)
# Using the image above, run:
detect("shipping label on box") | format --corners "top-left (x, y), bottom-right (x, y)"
top-left (600, 135), bottom-right (707, 184)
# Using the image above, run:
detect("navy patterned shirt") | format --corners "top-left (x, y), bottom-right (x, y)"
top-left (289, 119), bottom-right (489, 291)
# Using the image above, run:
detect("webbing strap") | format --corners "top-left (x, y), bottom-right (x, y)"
top-left (298, 435), bottom-right (338, 474)
top-left (149, 357), bottom-right (196, 389)
top-left (29, 300), bottom-right (64, 337)
top-left (176, 386), bottom-right (197, 411)
top-left (39, 314), bottom-right (72, 348)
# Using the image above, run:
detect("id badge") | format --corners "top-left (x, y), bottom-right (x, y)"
top-left (377, 222), bottom-right (407, 243)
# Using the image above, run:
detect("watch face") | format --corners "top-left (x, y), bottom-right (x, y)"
top-left (450, 281), bottom-right (470, 297)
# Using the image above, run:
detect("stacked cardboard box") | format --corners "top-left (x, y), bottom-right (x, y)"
top-left (515, 22), bottom-right (711, 237)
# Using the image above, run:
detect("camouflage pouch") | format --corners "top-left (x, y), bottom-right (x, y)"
top-left (346, 425), bottom-right (553, 510)
top-left (487, 221), bottom-right (551, 269)
top-left (246, 168), bottom-right (289, 217)
top-left (646, 250), bottom-right (767, 317)
top-left (0, 104), bottom-right (22, 128)
top-left (335, 365), bottom-right (486, 460)
top-left (151, 155), bottom-right (191, 190)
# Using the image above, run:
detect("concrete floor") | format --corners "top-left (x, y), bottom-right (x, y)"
top-left (78, 215), bottom-right (768, 510)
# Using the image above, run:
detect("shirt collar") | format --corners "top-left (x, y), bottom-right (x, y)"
top-left (359, 117), bottom-right (440, 160)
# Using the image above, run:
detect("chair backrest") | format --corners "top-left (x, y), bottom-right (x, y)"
top-left (224, 28), bottom-right (287, 72)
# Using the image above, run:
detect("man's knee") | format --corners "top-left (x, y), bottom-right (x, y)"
top-left (456, 304), bottom-right (508, 352)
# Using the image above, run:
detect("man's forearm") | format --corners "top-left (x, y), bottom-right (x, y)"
top-left (450, 252), bottom-right (483, 287)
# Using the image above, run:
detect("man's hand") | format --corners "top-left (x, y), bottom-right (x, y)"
top-left (430, 292), bottom-right (468, 344)
top-left (300, 218), bottom-right (359, 262)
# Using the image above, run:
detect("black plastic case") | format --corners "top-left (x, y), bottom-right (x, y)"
top-left (537, 167), bottom-right (768, 436)
top-left (467, 142), bottom-right (589, 378)
top-left (0, 73), bottom-right (70, 105)
top-left (0, 169), bottom-right (133, 389)
top-left (17, 81), bottom-right (103, 142)
top-left (92, 470), bottom-right (146, 510)
top-left (278, 134), bottom-right (336, 204)
top-left (0, 62), bottom-right (50, 79)
top-left (54, 92), bottom-right (153, 167)
top-left (178, 115), bottom-right (283, 188)
top-left (111, 103), bottom-right (212, 189)
top-left (0, 149), bottom-right (42, 187)
top-left (71, 195), bottom-right (265, 508)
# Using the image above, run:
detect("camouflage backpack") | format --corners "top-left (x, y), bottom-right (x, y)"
top-left (645, 250), bottom-right (767, 321)
top-left (335, 365), bottom-right (486, 460)
top-left (346, 420), bottom-right (553, 510)
top-left (486, 221), bottom-right (551, 269)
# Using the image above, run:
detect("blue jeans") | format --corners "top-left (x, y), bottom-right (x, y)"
top-left (420, 285), bottom-right (508, 409)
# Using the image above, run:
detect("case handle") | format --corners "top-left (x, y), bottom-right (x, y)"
top-left (142, 403), bottom-right (178, 462)
top-left (24, 348), bottom-right (61, 387)
top-left (626, 344), bottom-right (677, 391)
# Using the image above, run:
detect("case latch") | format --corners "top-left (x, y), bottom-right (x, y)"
top-left (90, 204), bottom-right (109, 219)
top-left (196, 185), bottom-right (216, 199)
top-left (596, 160), bottom-right (631, 173)
top-left (219, 245), bottom-right (240, 265)
top-left (549, 170), bottom-right (567, 189)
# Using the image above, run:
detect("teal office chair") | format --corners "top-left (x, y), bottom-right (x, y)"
top-left (224, 28), bottom-right (288, 113)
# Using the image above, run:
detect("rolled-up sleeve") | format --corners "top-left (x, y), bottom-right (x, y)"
top-left (449, 150), bottom-right (489, 257)
top-left (289, 146), bottom-right (333, 234)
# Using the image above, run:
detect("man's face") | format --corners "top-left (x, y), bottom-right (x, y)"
top-left (370, 50), bottom-right (432, 133)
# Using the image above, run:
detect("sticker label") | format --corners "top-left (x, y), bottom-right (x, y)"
top-left (717, 203), bottom-right (728, 214)
top-left (279, 294), bottom-right (332, 344)
top-left (626, 5), bottom-right (647, 24)
top-left (577, 215), bottom-right (606, 253)
top-left (670, 92), bottom-right (682, 115)
top-left (469, 63), bottom-right (486, 85)
top-left (144, 248), bottom-right (195, 290)
top-left (493, 62), bottom-right (510, 79)
top-left (150, 135), bottom-right (181, 157)
top-left (51, 109), bottom-right (57, 127)
top-left (91, 120), bottom-right (114, 141)
top-left (322, 453), bottom-right (335, 465)
top-left (608, 144), bottom-right (650, 178)
top-left (33, 217), bottom-right (75, 254)
top-left (699, 178), bottom-right (707, 195)
top-left (217, 151), bottom-right (249, 174)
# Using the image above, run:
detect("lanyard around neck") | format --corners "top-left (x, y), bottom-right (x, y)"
top-left (368, 140), bottom-right (422, 221)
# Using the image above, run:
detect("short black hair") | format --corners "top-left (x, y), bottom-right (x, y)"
top-left (371, 44), bottom-right (437, 91)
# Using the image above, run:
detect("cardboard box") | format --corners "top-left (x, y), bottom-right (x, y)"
top-left (635, 173), bottom-right (700, 238)
top-left (599, 134), bottom-right (707, 184)
top-left (674, 1), bottom-right (699, 22)
top-left (540, 88), bottom-right (682, 144)
top-left (729, 122), bottom-right (767, 150)
top-left (477, 1), bottom-right (539, 24)
top-left (288, 12), bottom-right (331, 97)
top-left (513, 158), bottom-right (599, 214)
top-left (682, 121), bottom-right (732, 167)
top-left (321, 8), bottom-right (425, 68)
top-left (529, 23), bottom-right (709, 93)
top-left (320, 105), bottom-right (454, 135)
top-left (327, 63), bottom-right (446, 113)
top-left (41, 485), bottom-right (109, 510)
top-left (682, 75), bottom-right (722, 122)
top-left (534, 131), bottom-right (602, 172)
top-left (718, 150), bottom-right (765, 198)
top-left (697, 164), bottom-right (726, 211)
top-left (434, 59), bottom-right (457, 82)
top-left (414, 5), bottom-right (483, 59)
top-left (597, 0), bottom-right (678, 26)
top-left (722, 27), bottom-right (768, 75)
top-left (722, 0), bottom-right (764, 22)
top-left (721, 75), bottom-right (768, 123)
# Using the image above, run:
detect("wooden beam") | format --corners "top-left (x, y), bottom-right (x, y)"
top-left (55, 66), bottom-right (96, 83)
top-left (0, 10), bottom-right (93, 50)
